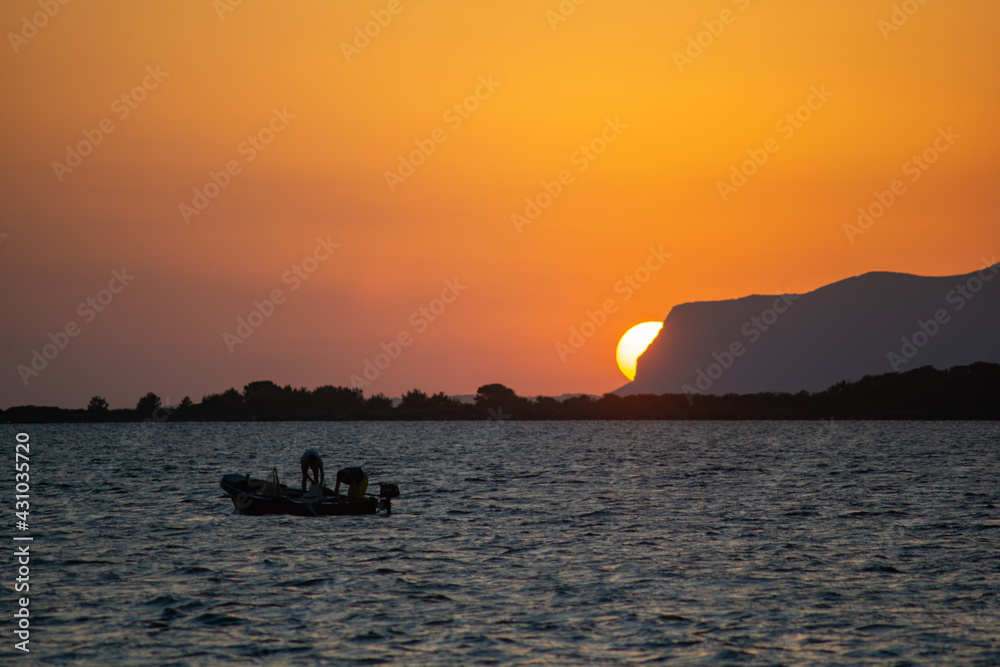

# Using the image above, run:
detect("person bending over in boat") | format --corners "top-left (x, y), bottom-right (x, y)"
top-left (332, 466), bottom-right (367, 499)
top-left (300, 449), bottom-right (325, 491)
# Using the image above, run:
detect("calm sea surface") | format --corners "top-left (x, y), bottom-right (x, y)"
top-left (1, 421), bottom-right (999, 665)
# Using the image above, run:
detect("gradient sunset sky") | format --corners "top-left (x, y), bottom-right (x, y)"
top-left (2, 0), bottom-right (998, 409)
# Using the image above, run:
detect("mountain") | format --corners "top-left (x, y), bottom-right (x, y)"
top-left (617, 261), bottom-right (1000, 396)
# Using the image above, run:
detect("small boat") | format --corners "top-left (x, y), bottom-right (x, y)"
top-left (220, 469), bottom-right (399, 517)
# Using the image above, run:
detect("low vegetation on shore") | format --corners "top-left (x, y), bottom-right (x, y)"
top-left (3, 363), bottom-right (998, 423)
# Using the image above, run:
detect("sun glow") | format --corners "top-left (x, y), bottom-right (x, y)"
top-left (616, 322), bottom-right (663, 381)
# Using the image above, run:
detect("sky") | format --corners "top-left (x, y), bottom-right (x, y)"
top-left (1, 0), bottom-right (998, 409)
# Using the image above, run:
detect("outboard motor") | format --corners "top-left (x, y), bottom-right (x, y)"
top-left (378, 483), bottom-right (399, 516)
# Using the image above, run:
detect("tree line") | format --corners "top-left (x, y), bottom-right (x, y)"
top-left (2, 363), bottom-right (998, 423)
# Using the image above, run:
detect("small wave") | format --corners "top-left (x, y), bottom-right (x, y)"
top-left (190, 612), bottom-right (248, 627)
top-left (281, 577), bottom-right (332, 588)
top-left (860, 563), bottom-right (904, 573)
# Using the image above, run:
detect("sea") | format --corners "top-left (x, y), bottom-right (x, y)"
top-left (1, 420), bottom-right (998, 665)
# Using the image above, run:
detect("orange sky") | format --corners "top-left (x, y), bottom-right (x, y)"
top-left (2, 0), bottom-right (998, 408)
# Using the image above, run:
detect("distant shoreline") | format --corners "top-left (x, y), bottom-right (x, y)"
top-left (3, 363), bottom-right (998, 423)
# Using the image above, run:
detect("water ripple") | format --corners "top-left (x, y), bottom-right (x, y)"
top-left (1, 421), bottom-right (999, 664)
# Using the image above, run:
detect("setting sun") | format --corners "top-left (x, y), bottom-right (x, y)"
top-left (616, 322), bottom-right (663, 381)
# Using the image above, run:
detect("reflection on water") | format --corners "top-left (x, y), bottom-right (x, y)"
top-left (3, 421), bottom-right (999, 664)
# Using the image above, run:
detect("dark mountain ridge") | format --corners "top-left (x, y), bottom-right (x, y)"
top-left (618, 262), bottom-right (1000, 396)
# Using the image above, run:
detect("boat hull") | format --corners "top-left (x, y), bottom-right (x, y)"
top-left (220, 474), bottom-right (387, 516)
